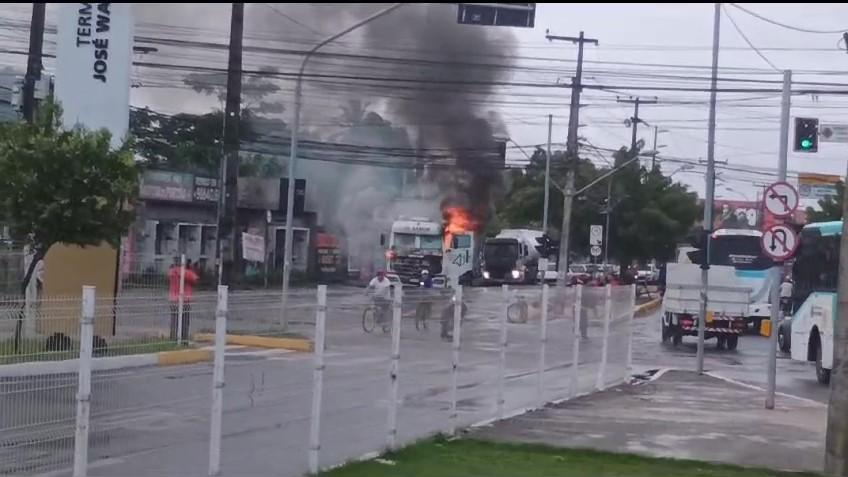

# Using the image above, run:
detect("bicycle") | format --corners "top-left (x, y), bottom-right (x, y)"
top-left (362, 300), bottom-right (391, 334)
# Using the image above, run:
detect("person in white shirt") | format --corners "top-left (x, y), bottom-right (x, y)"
top-left (779, 278), bottom-right (793, 316)
top-left (366, 270), bottom-right (393, 326)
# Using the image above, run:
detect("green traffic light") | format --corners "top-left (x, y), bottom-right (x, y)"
top-left (800, 138), bottom-right (813, 150)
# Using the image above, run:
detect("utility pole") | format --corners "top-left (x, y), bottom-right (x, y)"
top-left (543, 114), bottom-right (552, 233)
top-left (22, 3), bottom-right (45, 123)
top-left (617, 96), bottom-right (658, 152)
top-left (217, 3), bottom-right (244, 286)
top-left (603, 178), bottom-right (612, 267)
top-left (827, 156), bottom-right (848, 476)
top-left (698, 2), bottom-right (721, 375)
top-left (766, 70), bottom-right (791, 410)
top-left (546, 31), bottom-right (598, 286)
top-left (651, 126), bottom-right (659, 170)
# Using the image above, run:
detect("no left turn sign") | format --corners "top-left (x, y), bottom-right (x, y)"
top-left (763, 181), bottom-right (799, 218)
top-left (761, 224), bottom-right (799, 262)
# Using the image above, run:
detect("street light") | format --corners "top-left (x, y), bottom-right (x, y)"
top-left (281, 3), bottom-right (404, 329)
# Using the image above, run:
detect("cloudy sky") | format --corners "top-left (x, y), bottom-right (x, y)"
top-left (2, 3), bottom-right (848, 208)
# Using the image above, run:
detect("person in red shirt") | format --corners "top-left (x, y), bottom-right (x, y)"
top-left (168, 257), bottom-right (199, 343)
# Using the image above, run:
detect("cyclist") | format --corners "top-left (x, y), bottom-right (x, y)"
top-left (366, 270), bottom-right (393, 328)
top-left (415, 270), bottom-right (434, 329)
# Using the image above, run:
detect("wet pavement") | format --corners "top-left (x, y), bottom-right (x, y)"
top-left (472, 369), bottom-right (826, 473)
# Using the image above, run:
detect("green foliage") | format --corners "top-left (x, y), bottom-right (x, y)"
top-left (0, 101), bottom-right (139, 282)
top-left (496, 146), bottom-right (699, 264)
top-left (805, 180), bottom-right (843, 222)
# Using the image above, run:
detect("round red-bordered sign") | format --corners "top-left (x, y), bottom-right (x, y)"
top-left (760, 223), bottom-right (799, 262)
top-left (762, 181), bottom-right (799, 219)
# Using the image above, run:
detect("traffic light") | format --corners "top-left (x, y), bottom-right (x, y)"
top-left (535, 234), bottom-right (560, 258)
top-left (794, 117), bottom-right (819, 153)
top-left (535, 234), bottom-right (551, 256)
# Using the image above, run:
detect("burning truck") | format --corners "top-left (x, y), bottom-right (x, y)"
top-left (383, 206), bottom-right (479, 286)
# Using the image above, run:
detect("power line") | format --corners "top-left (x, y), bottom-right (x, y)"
top-left (723, 4), bottom-right (781, 72)
top-left (729, 3), bottom-right (848, 35)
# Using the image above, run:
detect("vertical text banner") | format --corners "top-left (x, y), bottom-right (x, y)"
top-left (56, 3), bottom-right (133, 149)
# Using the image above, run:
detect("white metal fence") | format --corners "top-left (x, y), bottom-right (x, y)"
top-left (0, 283), bottom-right (635, 476)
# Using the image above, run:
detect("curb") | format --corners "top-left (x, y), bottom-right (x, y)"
top-left (0, 348), bottom-right (212, 378)
top-left (157, 349), bottom-right (212, 366)
top-left (635, 297), bottom-right (662, 315)
top-left (193, 333), bottom-right (314, 352)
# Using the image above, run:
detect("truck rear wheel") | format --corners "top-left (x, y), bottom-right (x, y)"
top-left (716, 335), bottom-right (727, 350)
top-left (672, 329), bottom-right (682, 347)
top-left (661, 317), bottom-right (670, 343)
top-left (726, 335), bottom-right (738, 351)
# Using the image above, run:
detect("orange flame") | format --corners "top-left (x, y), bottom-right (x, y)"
top-left (443, 206), bottom-right (477, 249)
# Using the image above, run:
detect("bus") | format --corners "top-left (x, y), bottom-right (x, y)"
top-left (688, 229), bottom-right (777, 330)
top-left (789, 221), bottom-right (841, 384)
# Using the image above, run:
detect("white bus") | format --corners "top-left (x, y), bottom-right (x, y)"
top-left (790, 221), bottom-right (841, 384)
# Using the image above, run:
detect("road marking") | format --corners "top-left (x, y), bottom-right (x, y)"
top-left (703, 371), bottom-right (826, 407)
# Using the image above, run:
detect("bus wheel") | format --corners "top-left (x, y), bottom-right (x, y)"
top-left (815, 337), bottom-right (831, 385)
top-left (726, 335), bottom-right (738, 351)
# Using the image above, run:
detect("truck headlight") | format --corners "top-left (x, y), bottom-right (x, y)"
top-left (511, 270), bottom-right (520, 279)
top-left (482, 271), bottom-right (490, 280)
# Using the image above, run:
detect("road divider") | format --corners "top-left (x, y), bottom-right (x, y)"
top-left (635, 297), bottom-right (662, 316)
top-left (193, 333), bottom-right (314, 352)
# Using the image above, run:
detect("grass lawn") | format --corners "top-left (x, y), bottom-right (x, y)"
top-left (320, 437), bottom-right (820, 477)
top-left (0, 337), bottom-right (183, 365)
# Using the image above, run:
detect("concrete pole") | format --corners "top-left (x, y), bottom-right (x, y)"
top-left (698, 2), bottom-right (721, 374)
top-left (825, 159), bottom-right (848, 476)
top-left (543, 114), bottom-right (552, 233)
top-left (765, 70), bottom-right (791, 410)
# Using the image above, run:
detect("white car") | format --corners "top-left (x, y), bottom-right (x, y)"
top-left (537, 261), bottom-right (558, 283)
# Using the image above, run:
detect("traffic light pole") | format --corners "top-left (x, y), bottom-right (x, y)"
top-left (546, 31), bottom-right (598, 287)
top-left (766, 69), bottom-right (791, 410)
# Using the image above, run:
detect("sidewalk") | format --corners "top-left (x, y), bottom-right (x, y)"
top-left (471, 369), bottom-right (826, 473)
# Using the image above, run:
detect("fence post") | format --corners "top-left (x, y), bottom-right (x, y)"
top-left (308, 285), bottom-right (327, 474)
top-left (449, 286), bottom-right (463, 436)
top-left (596, 284), bottom-right (612, 390)
top-left (176, 254), bottom-right (186, 345)
top-left (208, 285), bottom-right (228, 476)
top-left (386, 285), bottom-right (402, 449)
top-left (570, 285), bottom-right (583, 399)
top-left (497, 285), bottom-right (509, 420)
top-left (626, 283), bottom-right (637, 375)
top-left (537, 284), bottom-right (549, 407)
top-left (73, 286), bottom-right (95, 477)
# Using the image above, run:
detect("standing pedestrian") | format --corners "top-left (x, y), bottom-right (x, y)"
top-left (168, 257), bottom-right (199, 343)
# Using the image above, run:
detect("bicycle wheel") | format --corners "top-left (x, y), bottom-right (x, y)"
top-left (362, 307), bottom-right (377, 333)
top-left (507, 302), bottom-right (528, 323)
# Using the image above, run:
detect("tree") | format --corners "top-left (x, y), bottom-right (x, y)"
top-left (496, 145), bottom-right (699, 265)
top-left (0, 102), bottom-right (139, 294)
top-left (806, 180), bottom-right (844, 222)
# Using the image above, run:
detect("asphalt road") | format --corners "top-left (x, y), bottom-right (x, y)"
top-left (631, 309), bottom-right (830, 404)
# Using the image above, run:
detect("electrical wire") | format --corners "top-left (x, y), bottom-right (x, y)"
top-left (729, 3), bottom-right (848, 35)
top-left (723, 5), bottom-right (781, 72)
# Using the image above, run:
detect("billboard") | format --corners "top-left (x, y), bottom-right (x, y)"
top-left (55, 3), bottom-right (133, 149)
top-left (798, 173), bottom-right (840, 200)
top-left (713, 200), bottom-right (760, 230)
top-left (139, 170), bottom-right (194, 202)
